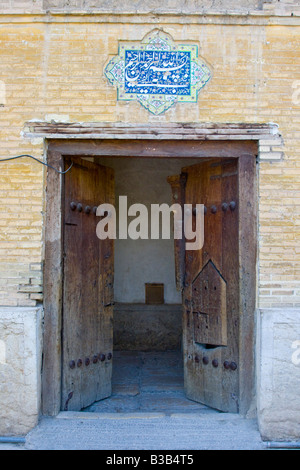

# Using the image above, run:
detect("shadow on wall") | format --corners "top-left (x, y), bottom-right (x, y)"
top-left (113, 303), bottom-right (182, 351)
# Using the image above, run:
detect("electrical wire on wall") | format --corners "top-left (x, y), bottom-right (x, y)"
top-left (0, 154), bottom-right (73, 174)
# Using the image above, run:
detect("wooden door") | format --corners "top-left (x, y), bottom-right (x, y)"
top-left (62, 158), bottom-right (115, 411)
top-left (169, 158), bottom-right (240, 412)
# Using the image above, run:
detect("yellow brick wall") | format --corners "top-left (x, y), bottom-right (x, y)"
top-left (0, 16), bottom-right (299, 308)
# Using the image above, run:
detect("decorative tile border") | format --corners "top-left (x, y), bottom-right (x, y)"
top-left (104, 29), bottom-right (211, 115)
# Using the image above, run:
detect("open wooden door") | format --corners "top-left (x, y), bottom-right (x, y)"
top-left (62, 158), bottom-right (114, 411)
top-left (169, 158), bottom-right (240, 413)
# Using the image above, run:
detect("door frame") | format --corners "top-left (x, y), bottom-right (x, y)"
top-left (37, 122), bottom-right (276, 417)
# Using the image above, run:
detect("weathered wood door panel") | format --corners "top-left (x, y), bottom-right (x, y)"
top-left (169, 158), bottom-right (239, 412)
top-left (62, 158), bottom-right (114, 411)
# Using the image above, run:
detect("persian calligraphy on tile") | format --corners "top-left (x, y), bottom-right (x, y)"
top-left (105, 30), bottom-right (211, 115)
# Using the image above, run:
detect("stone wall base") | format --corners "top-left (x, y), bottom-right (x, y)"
top-left (1, 305), bottom-right (300, 441)
top-left (257, 309), bottom-right (300, 441)
top-left (0, 307), bottom-right (43, 436)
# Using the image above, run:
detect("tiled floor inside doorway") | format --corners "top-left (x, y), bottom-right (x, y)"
top-left (84, 350), bottom-right (214, 414)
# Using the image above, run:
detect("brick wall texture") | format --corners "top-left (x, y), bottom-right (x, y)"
top-left (0, 11), bottom-right (299, 309)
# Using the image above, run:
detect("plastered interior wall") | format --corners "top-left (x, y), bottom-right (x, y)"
top-left (97, 157), bottom-right (198, 304)
top-left (92, 157), bottom-right (190, 351)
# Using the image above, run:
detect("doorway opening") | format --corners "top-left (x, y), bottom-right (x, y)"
top-left (61, 153), bottom-right (253, 414)
top-left (80, 156), bottom-right (209, 414)
top-left (42, 130), bottom-right (260, 418)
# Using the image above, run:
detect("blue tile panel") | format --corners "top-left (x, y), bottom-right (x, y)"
top-left (124, 50), bottom-right (191, 96)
